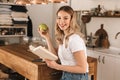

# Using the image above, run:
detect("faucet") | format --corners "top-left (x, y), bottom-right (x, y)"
top-left (115, 32), bottom-right (120, 39)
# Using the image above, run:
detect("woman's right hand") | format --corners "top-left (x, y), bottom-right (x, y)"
top-left (38, 28), bottom-right (50, 40)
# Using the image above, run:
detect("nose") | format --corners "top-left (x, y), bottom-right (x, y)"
top-left (59, 19), bottom-right (65, 25)
top-left (60, 18), bottom-right (65, 23)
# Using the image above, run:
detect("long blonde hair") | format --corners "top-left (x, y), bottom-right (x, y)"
top-left (55, 6), bottom-right (84, 47)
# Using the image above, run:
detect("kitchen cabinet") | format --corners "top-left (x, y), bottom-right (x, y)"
top-left (115, 57), bottom-right (120, 80)
top-left (97, 54), bottom-right (115, 80)
top-left (87, 49), bottom-right (116, 80)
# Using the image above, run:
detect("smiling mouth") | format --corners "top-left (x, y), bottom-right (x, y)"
top-left (60, 24), bottom-right (66, 27)
top-left (60, 25), bottom-right (64, 28)
top-left (60, 26), bottom-right (65, 29)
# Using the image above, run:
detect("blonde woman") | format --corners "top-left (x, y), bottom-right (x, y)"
top-left (38, 5), bottom-right (88, 80)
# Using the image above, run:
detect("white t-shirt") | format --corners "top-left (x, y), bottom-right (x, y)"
top-left (58, 34), bottom-right (88, 72)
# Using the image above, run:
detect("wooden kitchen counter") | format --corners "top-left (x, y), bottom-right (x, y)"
top-left (0, 44), bottom-right (62, 80)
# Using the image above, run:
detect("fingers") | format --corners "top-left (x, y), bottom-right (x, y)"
top-left (38, 28), bottom-right (45, 37)
top-left (45, 59), bottom-right (51, 66)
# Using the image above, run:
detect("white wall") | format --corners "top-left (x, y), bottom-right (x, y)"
top-left (26, 4), bottom-right (54, 38)
top-left (71, 0), bottom-right (120, 10)
top-left (26, 3), bottom-right (69, 38)
top-left (26, 0), bottom-right (120, 48)
top-left (71, 0), bottom-right (120, 48)
top-left (26, 3), bottom-right (69, 46)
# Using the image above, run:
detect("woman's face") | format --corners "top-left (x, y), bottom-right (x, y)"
top-left (56, 10), bottom-right (71, 31)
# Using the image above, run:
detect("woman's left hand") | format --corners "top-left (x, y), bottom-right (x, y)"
top-left (45, 59), bottom-right (60, 70)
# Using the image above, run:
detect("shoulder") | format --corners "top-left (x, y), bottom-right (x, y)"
top-left (68, 34), bottom-right (86, 52)
top-left (69, 34), bottom-right (83, 42)
top-left (69, 34), bottom-right (79, 38)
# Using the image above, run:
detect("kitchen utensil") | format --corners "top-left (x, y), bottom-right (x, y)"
top-left (95, 24), bottom-right (110, 48)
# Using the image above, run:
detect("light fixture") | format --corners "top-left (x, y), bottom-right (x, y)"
top-left (30, 0), bottom-right (48, 4)
top-left (48, 0), bottom-right (67, 3)
top-left (15, 0), bottom-right (31, 5)
top-left (15, 0), bottom-right (67, 5)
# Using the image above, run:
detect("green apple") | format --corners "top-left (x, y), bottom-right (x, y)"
top-left (39, 23), bottom-right (48, 32)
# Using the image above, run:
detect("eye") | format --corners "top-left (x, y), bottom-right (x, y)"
top-left (58, 18), bottom-right (61, 19)
top-left (57, 17), bottom-right (61, 19)
top-left (64, 17), bottom-right (68, 20)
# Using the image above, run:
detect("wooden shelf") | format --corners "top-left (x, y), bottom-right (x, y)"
top-left (91, 15), bottom-right (120, 18)
top-left (0, 27), bottom-right (27, 37)
top-left (0, 2), bottom-right (25, 6)
top-left (82, 15), bottom-right (120, 23)
top-left (0, 35), bottom-right (26, 37)
top-left (83, 15), bottom-right (120, 18)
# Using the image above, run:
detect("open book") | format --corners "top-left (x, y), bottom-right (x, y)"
top-left (29, 45), bottom-right (58, 61)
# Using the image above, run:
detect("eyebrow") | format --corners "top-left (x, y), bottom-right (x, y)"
top-left (57, 15), bottom-right (70, 18)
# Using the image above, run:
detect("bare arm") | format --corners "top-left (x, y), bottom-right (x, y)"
top-left (38, 28), bottom-right (57, 55)
top-left (46, 50), bottom-right (88, 73)
top-left (58, 50), bottom-right (87, 73)
top-left (45, 35), bottom-right (57, 55)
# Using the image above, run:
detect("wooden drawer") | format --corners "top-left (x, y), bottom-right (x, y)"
top-left (39, 64), bottom-right (62, 80)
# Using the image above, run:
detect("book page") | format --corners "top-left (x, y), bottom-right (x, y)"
top-left (31, 46), bottom-right (58, 61)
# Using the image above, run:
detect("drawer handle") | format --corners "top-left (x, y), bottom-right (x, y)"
top-left (102, 56), bottom-right (105, 64)
top-left (98, 56), bottom-right (101, 63)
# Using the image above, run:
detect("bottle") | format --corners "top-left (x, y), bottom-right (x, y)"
top-left (97, 5), bottom-right (102, 16)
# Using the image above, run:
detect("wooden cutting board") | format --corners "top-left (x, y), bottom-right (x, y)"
top-left (95, 24), bottom-right (110, 48)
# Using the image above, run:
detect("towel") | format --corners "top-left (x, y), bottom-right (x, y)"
top-left (0, 5), bottom-right (11, 8)
top-left (11, 11), bottom-right (28, 18)
top-left (13, 18), bottom-right (28, 21)
top-left (0, 8), bottom-right (11, 12)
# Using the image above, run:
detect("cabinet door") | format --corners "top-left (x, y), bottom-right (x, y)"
top-left (93, 52), bottom-right (103, 80)
top-left (87, 50), bottom-right (116, 80)
top-left (96, 54), bottom-right (101, 80)
top-left (115, 57), bottom-right (120, 80)
top-left (100, 55), bottom-right (116, 80)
